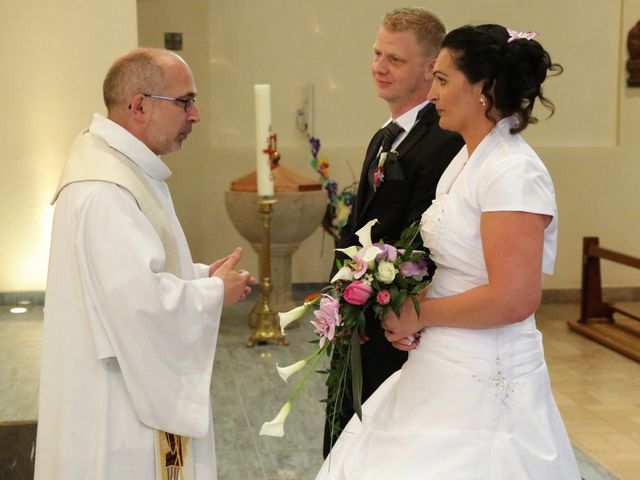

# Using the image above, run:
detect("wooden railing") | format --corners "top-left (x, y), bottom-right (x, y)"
top-left (568, 237), bottom-right (640, 362)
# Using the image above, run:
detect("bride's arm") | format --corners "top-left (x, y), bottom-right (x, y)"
top-left (383, 210), bottom-right (550, 341)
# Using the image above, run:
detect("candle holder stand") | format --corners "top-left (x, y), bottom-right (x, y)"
top-left (247, 198), bottom-right (289, 347)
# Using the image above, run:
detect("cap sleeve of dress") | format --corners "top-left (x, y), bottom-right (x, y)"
top-left (477, 148), bottom-right (558, 275)
top-left (478, 151), bottom-right (556, 217)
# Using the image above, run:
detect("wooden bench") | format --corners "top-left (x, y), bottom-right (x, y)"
top-left (567, 237), bottom-right (640, 362)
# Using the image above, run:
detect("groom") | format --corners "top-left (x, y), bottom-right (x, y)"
top-left (324, 7), bottom-right (463, 455)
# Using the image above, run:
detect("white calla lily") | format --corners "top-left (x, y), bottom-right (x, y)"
top-left (359, 245), bottom-right (383, 263)
top-left (259, 402), bottom-right (292, 437)
top-left (334, 246), bottom-right (359, 259)
top-left (355, 219), bottom-right (379, 248)
top-left (330, 265), bottom-right (354, 283)
top-left (278, 304), bottom-right (309, 335)
top-left (276, 360), bottom-right (307, 382)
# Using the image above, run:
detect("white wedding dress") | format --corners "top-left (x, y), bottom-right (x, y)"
top-left (316, 118), bottom-right (581, 480)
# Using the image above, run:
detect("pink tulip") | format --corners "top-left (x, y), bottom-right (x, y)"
top-left (343, 280), bottom-right (373, 305)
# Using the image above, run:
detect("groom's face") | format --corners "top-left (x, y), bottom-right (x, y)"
top-left (371, 27), bottom-right (433, 114)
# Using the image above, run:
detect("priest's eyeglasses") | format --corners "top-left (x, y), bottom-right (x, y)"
top-left (143, 93), bottom-right (196, 112)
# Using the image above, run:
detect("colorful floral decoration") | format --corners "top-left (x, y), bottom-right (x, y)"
top-left (309, 136), bottom-right (357, 241)
top-left (260, 219), bottom-right (432, 444)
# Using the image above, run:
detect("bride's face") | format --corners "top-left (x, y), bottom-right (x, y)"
top-left (428, 48), bottom-right (485, 135)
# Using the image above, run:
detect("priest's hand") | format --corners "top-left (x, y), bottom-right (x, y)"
top-left (213, 247), bottom-right (256, 305)
top-left (208, 256), bottom-right (230, 276)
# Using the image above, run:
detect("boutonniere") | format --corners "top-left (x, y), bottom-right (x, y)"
top-left (373, 150), bottom-right (398, 191)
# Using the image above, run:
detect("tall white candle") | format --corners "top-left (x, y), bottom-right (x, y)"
top-left (254, 84), bottom-right (274, 196)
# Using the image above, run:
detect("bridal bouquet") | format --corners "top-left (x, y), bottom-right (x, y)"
top-left (260, 219), bottom-right (431, 438)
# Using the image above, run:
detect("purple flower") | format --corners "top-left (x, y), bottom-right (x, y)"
top-left (399, 259), bottom-right (429, 280)
top-left (310, 137), bottom-right (321, 158)
top-left (375, 244), bottom-right (398, 262)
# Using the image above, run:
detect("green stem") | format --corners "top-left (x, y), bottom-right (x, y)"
top-left (328, 337), bottom-right (352, 444)
top-left (287, 343), bottom-right (328, 404)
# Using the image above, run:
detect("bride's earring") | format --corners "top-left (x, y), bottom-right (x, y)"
top-left (479, 96), bottom-right (487, 108)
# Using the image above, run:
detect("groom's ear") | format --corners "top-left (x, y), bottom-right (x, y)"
top-left (424, 57), bottom-right (436, 81)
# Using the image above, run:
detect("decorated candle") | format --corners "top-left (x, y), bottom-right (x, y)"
top-left (254, 84), bottom-right (274, 196)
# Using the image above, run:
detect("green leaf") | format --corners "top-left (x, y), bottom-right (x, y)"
top-left (390, 288), bottom-right (408, 316)
top-left (411, 295), bottom-right (421, 317)
top-left (411, 280), bottom-right (431, 294)
top-left (326, 338), bottom-right (352, 446)
top-left (342, 305), bottom-right (360, 329)
top-left (355, 309), bottom-right (366, 329)
top-left (375, 304), bottom-right (389, 322)
top-left (349, 330), bottom-right (363, 420)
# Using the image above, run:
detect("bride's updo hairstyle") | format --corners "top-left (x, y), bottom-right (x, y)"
top-left (441, 24), bottom-right (562, 133)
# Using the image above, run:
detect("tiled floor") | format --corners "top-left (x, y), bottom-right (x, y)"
top-left (1, 299), bottom-right (638, 479)
top-left (538, 303), bottom-right (640, 480)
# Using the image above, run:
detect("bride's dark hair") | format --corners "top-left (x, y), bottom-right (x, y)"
top-left (441, 24), bottom-right (563, 133)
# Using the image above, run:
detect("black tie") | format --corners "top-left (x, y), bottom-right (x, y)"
top-left (380, 122), bottom-right (404, 153)
top-left (368, 122), bottom-right (404, 188)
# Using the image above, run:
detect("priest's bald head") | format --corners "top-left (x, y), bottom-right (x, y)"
top-left (102, 48), bottom-right (200, 155)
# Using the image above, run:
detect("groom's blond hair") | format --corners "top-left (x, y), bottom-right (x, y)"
top-left (383, 7), bottom-right (446, 60)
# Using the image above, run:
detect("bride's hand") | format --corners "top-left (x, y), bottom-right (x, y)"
top-left (389, 332), bottom-right (421, 352)
top-left (382, 300), bottom-right (424, 349)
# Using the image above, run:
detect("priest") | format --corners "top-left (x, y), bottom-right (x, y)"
top-left (34, 48), bottom-right (254, 480)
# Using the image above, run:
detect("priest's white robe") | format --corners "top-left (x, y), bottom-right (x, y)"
top-left (34, 114), bottom-right (224, 479)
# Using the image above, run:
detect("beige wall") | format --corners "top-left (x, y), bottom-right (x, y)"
top-left (1, 0), bottom-right (639, 292)
top-left (0, 1), bottom-right (138, 291)
top-left (138, 0), bottom-right (640, 290)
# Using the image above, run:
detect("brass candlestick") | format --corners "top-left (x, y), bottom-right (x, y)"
top-left (247, 198), bottom-right (289, 347)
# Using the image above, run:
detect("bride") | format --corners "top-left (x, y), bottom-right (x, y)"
top-left (316, 24), bottom-right (581, 479)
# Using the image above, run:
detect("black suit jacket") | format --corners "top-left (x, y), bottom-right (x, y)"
top-left (335, 102), bottom-right (463, 255)
top-left (324, 103), bottom-right (463, 456)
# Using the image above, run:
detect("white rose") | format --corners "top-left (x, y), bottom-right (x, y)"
top-left (376, 261), bottom-right (397, 284)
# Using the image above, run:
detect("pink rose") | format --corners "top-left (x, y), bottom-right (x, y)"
top-left (343, 280), bottom-right (373, 305)
top-left (376, 290), bottom-right (391, 305)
